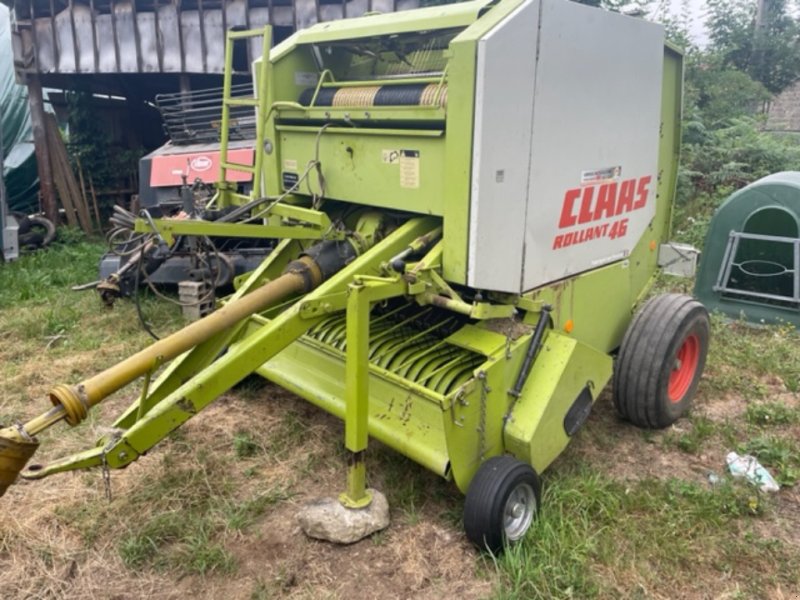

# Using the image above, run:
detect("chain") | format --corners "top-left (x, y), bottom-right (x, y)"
top-left (101, 450), bottom-right (113, 502)
top-left (477, 371), bottom-right (490, 462)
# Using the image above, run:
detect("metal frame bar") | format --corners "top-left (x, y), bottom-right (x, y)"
top-left (218, 26), bottom-right (272, 201)
top-left (89, 0), bottom-right (99, 71)
top-left (198, 0), bottom-right (208, 73)
top-left (177, 0), bottom-right (187, 73)
top-left (153, 0), bottom-right (163, 72)
top-left (795, 238), bottom-right (800, 302)
top-left (130, 0), bottom-right (143, 72)
top-left (24, 218), bottom-right (434, 478)
top-left (48, 0), bottom-right (58, 72)
top-left (340, 277), bottom-right (407, 508)
top-left (713, 231), bottom-right (800, 307)
top-left (110, 0), bottom-right (121, 71)
top-left (132, 215), bottom-right (345, 244)
top-left (68, 0), bottom-right (80, 71)
top-left (713, 232), bottom-right (739, 292)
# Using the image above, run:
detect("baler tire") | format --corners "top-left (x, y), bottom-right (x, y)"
top-left (463, 455), bottom-right (541, 554)
top-left (27, 216), bottom-right (57, 248)
top-left (613, 293), bottom-right (710, 429)
top-left (11, 211), bottom-right (31, 234)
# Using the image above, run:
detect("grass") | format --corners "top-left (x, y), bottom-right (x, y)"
top-left (66, 447), bottom-right (289, 575)
top-left (746, 401), bottom-right (800, 426)
top-left (705, 318), bottom-right (800, 397)
top-left (665, 414), bottom-right (717, 454)
top-left (233, 430), bottom-right (261, 458)
top-left (494, 466), bottom-right (799, 599)
top-left (0, 230), bottom-right (101, 305)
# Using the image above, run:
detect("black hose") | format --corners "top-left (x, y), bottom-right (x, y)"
top-left (509, 305), bottom-right (553, 399)
top-left (134, 251), bottom-right (160, 341)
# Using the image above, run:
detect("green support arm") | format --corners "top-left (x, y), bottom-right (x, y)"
top-left (23, 218), bottom-right (436, 479)
top-left (133, 214), bottom-right (344, 245)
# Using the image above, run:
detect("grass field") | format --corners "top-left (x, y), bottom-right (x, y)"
top-left (0, 231), bottom-right (798, 599)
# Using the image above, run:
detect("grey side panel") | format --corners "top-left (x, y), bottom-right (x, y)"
top-left (467, 0), bottom-right (539, 292)
top-left (522, 0), bottom-right (664, 290)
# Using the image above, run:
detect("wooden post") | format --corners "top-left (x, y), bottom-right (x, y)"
top-left (26, 75), bottom-right (58, 225)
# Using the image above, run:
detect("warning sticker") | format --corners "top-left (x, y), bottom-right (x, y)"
top-left (399, 150), bottom-right (420, 189)
top-left (581, 166), bottom-right (621, 186)
top-left (283, 159), bottom-right (298, 171)
top-left (382, 149), bottom-right (400, 164)
top-left (294, 71), bottom-right (319, 86)
top-left (282, 171), bottom-right (299, 191)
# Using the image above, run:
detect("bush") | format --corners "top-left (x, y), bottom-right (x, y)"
top-left (677, 118), bottom-right (800, 205)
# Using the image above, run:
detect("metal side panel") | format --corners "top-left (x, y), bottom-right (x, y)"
top-left (523, 0), bottom-right (664, 290)
top-left (254, 335), bottom-right (452, 479)
top-left (504, 331), bottom-right (613, 474)
top-left (467, 0), bottom-right (539, 292)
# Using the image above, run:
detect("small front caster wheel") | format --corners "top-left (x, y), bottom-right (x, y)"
top-left (463, 455), bottom-right (541, 553)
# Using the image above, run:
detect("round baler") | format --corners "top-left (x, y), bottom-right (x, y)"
top-left (0, 0), bottom-right (708, 552)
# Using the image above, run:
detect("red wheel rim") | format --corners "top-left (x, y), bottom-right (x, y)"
top-left (668, 333), bottom-right (700, 403)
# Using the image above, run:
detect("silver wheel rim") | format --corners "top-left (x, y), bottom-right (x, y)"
top-left (503, 482), bottom-right (536, 542)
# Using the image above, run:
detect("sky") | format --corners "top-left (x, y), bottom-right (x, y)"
top-left (653, 0), bottom-right (710, 46)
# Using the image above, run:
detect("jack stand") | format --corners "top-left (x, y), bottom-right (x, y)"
top-left (298, 279), bottom-right (404, 543)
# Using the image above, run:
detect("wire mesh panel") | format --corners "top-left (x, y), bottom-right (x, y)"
top-left (155, 83), bottom-right (256, 145)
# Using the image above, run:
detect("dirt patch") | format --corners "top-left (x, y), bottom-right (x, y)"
top-left (189, 511), bottom-right (492, 600)
top-left (694, 390), bottom-right (749, 423)
top-left (571, 391), bottom-right (720, 485)
top-left (0, 384), bottom-right (495, 600)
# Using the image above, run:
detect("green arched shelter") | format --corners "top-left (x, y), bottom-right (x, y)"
top-left (695, 172), bottom-right (800, 327)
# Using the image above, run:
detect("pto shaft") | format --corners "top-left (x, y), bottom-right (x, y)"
top-left (45, 255), bottom-right (322, 429)
top-left (0, 241), bottom-right (354, 497)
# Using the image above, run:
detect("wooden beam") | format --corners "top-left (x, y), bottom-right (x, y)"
top-left (26, 75), bottom-right (58, 224)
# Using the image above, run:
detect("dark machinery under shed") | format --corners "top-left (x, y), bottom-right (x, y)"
top-left (1, 0), bottom-right (422, 224)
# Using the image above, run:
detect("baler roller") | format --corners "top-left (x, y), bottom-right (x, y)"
top-left (305, 302), bottom-right (482, 396)
top-left (299, 83), bottom-right (448, 108)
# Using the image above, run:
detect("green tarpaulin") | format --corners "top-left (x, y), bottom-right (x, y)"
top-left (1, 5), bottom-right (38, 214)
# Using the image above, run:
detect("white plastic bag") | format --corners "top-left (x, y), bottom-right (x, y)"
top-left (726, 452), bottom-right (780, 493)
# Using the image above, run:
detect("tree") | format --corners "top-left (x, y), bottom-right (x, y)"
top-left (706, 0), bottom-right (800, 94)
top-left (572, 0), bottom-right (651, 13)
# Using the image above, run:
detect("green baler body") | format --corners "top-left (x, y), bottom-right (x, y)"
top-left (2, 0), bottom-right (687, 509)
top-left (226, 0), bottom-right (685, 491)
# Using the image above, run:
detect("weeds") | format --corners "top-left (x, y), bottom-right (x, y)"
top-left (233, 430), bottom-right (261, 458)
top-left (666, 415), bottom-right (717, 454)
top-left (495, 467), bottom-right (797, 599)
top-left (746, 401), bottom-right (800, 426)
top-left (740, 435), bottom-right (800, 486)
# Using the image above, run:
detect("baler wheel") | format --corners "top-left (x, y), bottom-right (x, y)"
top-left (463, 455), bottom-right (541, 553)
top-left (613, 293), bottom-right (710, 429)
